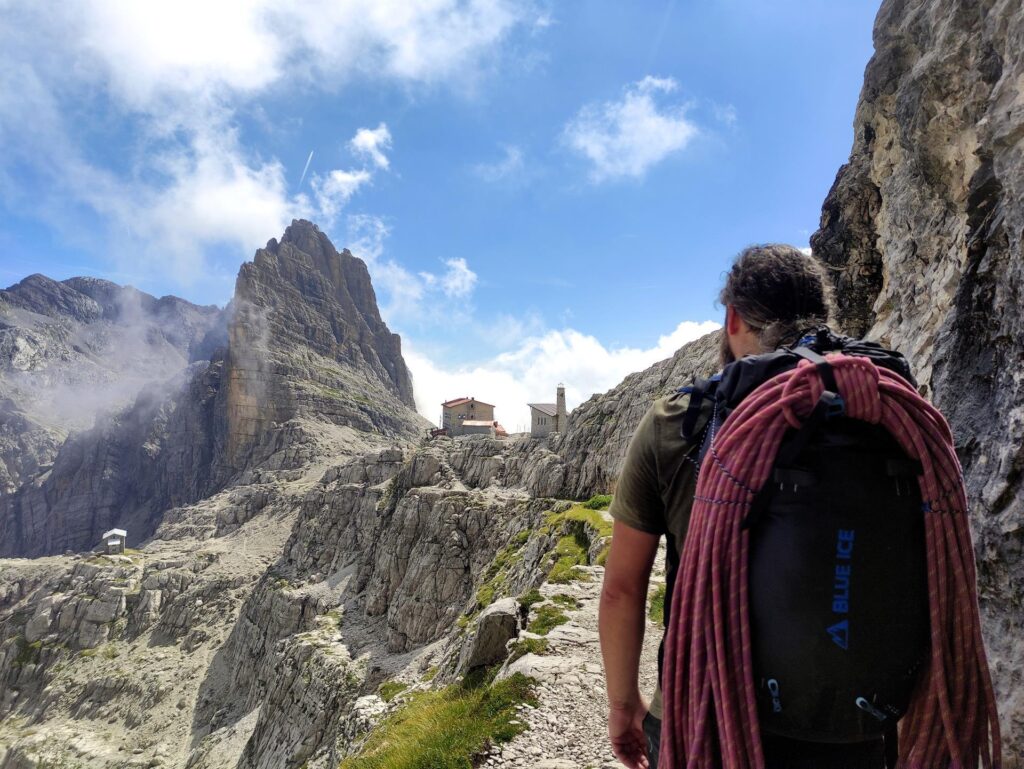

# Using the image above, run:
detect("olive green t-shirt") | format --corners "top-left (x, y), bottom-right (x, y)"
top-left (608, 389), bottom-right (707, 719)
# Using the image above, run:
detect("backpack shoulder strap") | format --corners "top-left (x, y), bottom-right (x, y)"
top-left (679, 374), bottom-right (721, 443)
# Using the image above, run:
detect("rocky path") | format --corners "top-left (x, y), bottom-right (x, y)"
top-left (488, 544), bottom-right (667, 769)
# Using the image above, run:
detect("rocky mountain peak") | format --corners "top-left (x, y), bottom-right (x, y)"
top-left (2, 273), bottom-right (104, 323)
top-left (233, 219), bottom-right (410, 402)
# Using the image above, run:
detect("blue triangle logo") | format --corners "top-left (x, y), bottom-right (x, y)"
top-left (827, 620), bottom-right (849, 650)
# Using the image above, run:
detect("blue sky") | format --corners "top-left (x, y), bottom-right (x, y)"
top-left (0, 1), bottom-right (880, 431)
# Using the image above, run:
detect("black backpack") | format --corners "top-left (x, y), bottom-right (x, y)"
top-left (680, 327), bottom-right (930, 748)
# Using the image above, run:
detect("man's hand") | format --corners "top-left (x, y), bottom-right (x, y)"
top-left (608, 698), bottom-right (650, 769)
top-left (599, 520), bottom-right (660, 768)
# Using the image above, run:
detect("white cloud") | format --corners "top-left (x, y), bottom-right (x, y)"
top-left (66, 1), bottom-right (534, 107)
top-left (406, 318), bottom-right (721, 431)
top-left (311, 168), bottom-right (374, 223)
top-left (350, 123), bottom-right (393, 170)
top-left (440, 258), bottom-right (478, 297)
top-left (346, 214), bottom-right (479, 323)
top-left (563, 75), bottom-right (698, 183)
top-left (799, 247), bottom-right (813, 256)
top-left (0, 0), bottom-right (536, 293)
top-left (474, 144), bottom-right (525, 182)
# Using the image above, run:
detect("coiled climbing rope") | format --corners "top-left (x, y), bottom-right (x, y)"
top-left (659, 354), bottom-right (1001, 769)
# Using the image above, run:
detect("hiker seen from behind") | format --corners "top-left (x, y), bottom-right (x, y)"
top-left (598, 244), bottom-right (1000, 769)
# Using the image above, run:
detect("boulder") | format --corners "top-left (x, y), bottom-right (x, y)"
top-left (459, 597), bottom-right (520, 672)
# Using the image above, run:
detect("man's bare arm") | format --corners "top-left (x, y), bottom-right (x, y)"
top-left (600, 519), bottom-right (660, 768)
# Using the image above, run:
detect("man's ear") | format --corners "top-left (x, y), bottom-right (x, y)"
top-left (725, 304), bottom-right (741, 336)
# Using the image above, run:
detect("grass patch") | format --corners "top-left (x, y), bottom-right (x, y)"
top-left (555, 504), bottom-right (613, 538)
top-left (339, 672), bottom-right (537, 769)
top-left (582, 494), bottom-right (613, 510)
top-left (551, 594), bottom-right (581, 610)
top-left (469, 532), bottom-right (531, 615)
top-left (422, 666), bottom-right (438, 682)
top-left (379, 681), bottom-right (410, 703)
top-left (648, 584), bottom-right (666, 626)
top-left (539, 502), bottom-right (615, 582)
top-left (527, 605), bottom-right (569, 636)
top-left (508, 637), bottom-right (548, 664)
top-left (546, 533), bottom-right (589, 584)
top-left (518, 589), bottom-right (544, 614)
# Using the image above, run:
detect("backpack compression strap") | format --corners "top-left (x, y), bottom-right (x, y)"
top-left (659, 354), bottom-right (1002, 769)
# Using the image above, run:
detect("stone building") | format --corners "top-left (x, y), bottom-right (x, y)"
top-left (528, 384), bottom-right (568, 438)
top-left (440, 397), bottom-right (495, 436)
top-left (103, 528), bottom-right (127, 554)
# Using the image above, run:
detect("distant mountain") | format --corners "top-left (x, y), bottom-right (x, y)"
top-left (0, 220), bottom-right (428, 557)
top-left (0, 274), bottom-right (224, 492)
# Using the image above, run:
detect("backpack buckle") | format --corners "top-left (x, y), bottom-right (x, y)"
top-left (820, 390), bottom-right (846, 419)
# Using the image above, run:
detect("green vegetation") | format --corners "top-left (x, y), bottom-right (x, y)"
top-left (458, 532), bottom-right (535, 629)
top-left (540, 502), bottom-right (614, 582)
top-left (582, 494), bottom-right (613, 510)
top-left (546, 532), bottom-right (589, 584)
top-left (379, 681), bottom-right (410, 702)
top-left (551, 594), bottom-right (581, 610)
top-left (475, 539), bottom-right (527, 608)
top-left (339, 673), bottom-right (537, 769)
top-left (518, 589), bottom-right (544, 613)
top-left (555, 504), bottom-right (613, 538)
top-left (648, 584), bottom-right (666, 626)
top-left (302, 379), bottom-right (346, 401)
top-left (508, 636), bottom-right (548, 664)
top-left (12, 637), bottom-right (41, 667)
top-left (422, 666), bottom-right (438, 682)
top-left (510, 528), bottom-right (531, 547)
top-left (527, 605), bottom-right (569, 636)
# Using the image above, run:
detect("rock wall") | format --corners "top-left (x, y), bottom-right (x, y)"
top-left (0, 361), bottom-right (224, 558)
top-left (0, 274), bottom-right (223, 491)
top-left (810, 0), bottom-right (1024, 758)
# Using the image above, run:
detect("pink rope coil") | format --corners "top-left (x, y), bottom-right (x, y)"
top-left (659, 354), bottom-right (1001, 769)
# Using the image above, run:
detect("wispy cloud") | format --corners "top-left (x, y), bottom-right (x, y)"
top-left (473, 144), bottom-right (525, 182)
top-left (563, 75), bottom-right (698, 183)
top-left (712, 103), bottom-right (738, 128)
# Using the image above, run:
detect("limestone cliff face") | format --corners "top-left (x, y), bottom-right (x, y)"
top-left (224, 220), bottom-right (418, 471)
top-left (810, 0), bottom-right (1024, 758)
top-left (0, 222), bottom-right (427, 558)
top-left (0, 362), bottom-right (224, 558)
top-left (0, 274), bottom-right (223, 492)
